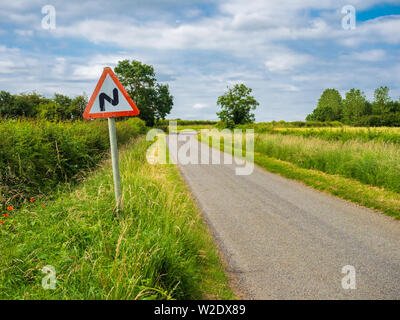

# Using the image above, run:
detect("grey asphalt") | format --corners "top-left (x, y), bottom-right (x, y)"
top-left (167, 131), bottom-right (400, 300)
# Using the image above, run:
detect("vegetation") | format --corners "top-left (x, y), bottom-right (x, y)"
top-left (0, 59), bottom-right (173, 126)
top-left (157, 119), bottom-right (218, 126)
top-left (0, 91), bottom-right (87, 121)
top-left (217, 84), bottom-right (259, 128)
top-left (254, 134), bottom-right (400, 194)
top-left (258, 127), bottom-right (400, 145)
top-left (0, 118), bottom-right (146, 207)
top-left (234, 120), bottom-right (343, 132)
top-left (0, 136), bottom-right (234, 299)
top-left (200, 126), bottom-right (400, 220)
top-left (251, 152), bottom-right (400, 220)
top-left (115, 60), bottom-right (174, 127)
top-left (0, 61), bottom-right (234, 300)
top-left (306, 89), bottom-right (343, 122)
top-left (307, 86), bottom-right (400, 126)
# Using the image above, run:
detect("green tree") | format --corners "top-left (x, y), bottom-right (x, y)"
top-left (0, 91), bottom-right (16, 117)
top-left (70, 95), bottom-right (88, 120)
top-left (306, 89), bottom-right (342, 121)
top-left (53, 93), bottom-right (72, 110)
top-left (37, 101), bottom-right (65, 122)
top-left (154, 84), bottom-right (173, 121)
top-left (216, 84), bottom-right (259, 128)
top-left (0, 92), bottom-right (46, 118)
top-left (372, 86), bottom-right (391, 115)
top-left (114, 60), bottom-right (173, 126)
top-left (52, 93), bottom-right (87, 120)
top-left (342, 89), bottom-right (369, 124)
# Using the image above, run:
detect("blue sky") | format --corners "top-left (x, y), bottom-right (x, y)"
top-left (0, 0), bottom-right (400, 121)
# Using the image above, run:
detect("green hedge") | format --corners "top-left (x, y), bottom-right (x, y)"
top-left (158, 119), bottom-right (218, 126)
top-left (233, 121), bottom-right (343, 132)
top-left (0, 118), bottom-right (146, 207)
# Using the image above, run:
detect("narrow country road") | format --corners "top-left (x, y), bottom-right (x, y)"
top-left (167, 131), bottom-right (400, 300)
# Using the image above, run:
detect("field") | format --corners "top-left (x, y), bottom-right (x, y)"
top-left (198, 125), bottom-right (400, 220)
top-left (257, 127), bottom-right (400, 144)
top-left (0, 133), bottom-right (234, 299)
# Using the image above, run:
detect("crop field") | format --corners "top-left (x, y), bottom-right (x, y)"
top-left (258, 127), bottom-right (400, 144)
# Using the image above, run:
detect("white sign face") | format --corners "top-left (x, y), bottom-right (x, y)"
top-left (89, 74), bottom-right (133, 114)
top-left (83, 67), bottom-right (139, 119)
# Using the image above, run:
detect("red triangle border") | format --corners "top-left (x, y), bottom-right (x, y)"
top-left (83, 67), bottom-right (140, 119)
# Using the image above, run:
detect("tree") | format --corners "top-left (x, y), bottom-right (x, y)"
top-left (0, 91), bottom-right (16, 117)
top-left (372, 86), bottom-right (391, 115)
top-left (70, 95), bottom-right (88, 120)
top-left (114, 59), bottom-right (173, 126)
top-left (216, 84), bottom-right (259, 128)
top-left (306, 89), bottom-right (342, 121)
top-left (0, 91), bottom-right (46, 118)
top-left (342, 89), bottom-right (369, 124)
top-left (53, 93), bottom-right (72, 110)
top-left (37, 101), bottom-right (65, 122)
top-left (154, 84), bottom-right (173, 121)
top-left (51, 93), bottom-right (87, 120)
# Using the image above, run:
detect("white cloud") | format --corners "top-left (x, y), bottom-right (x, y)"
top-left (15, 29), bottom-right (33, 36)
top-left (339, 16), bottom-right (400, 47)
top-left (341, 49), bottom-right (386, 62)
top-left (265, 51), bottom-right (311, 73)
top-left (193, 103), bottom-right (208, 109)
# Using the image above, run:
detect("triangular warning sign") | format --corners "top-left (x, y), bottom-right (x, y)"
top-left (83, 67), bottom-right (139, 119)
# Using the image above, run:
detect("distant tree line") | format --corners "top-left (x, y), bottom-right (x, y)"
top-left (306, 87), bottom-right (400, 126)
top-left (0, 91), bottom-right (88, 121)
top-left (0, 60), bottom-right (174, 125)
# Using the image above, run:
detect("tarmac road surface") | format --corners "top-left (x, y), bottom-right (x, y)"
top-left (167, 131), bottom-right (400, 299)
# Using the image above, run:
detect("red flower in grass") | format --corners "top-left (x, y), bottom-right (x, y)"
top-left (2, 213), bottom-right (8, 218)
top-left (29, 198), bottom-right (35, 203)
top-left (7, 206), bottom-right (13, 211)
top-left (0, 221), bottom-right (4, 225)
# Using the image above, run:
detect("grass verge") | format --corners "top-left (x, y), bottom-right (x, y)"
top-left (198, 132), bottom-right (400, 220)
top-left (0, 136), bottom-right (234, 299)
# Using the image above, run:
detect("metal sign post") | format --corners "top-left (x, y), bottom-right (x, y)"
top-left (108, 117), bottom-right (122, 211)
top-left (83, 67), bottom-right (140, 212)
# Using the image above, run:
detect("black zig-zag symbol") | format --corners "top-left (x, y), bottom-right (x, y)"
top-left (99, 88), bottom-right (119, 111)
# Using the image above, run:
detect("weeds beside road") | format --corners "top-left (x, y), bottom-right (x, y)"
top-left (0, 136), bottom-right (234, 299)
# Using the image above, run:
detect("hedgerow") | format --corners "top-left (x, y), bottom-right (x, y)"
top-left (0, 118), bottom-right (146, 207)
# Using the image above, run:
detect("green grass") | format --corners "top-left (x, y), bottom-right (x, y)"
top-left (0, 136), bottom-right (234, 300)
top-left (253, 153), bottom-right (400, 220)
top-left (234, 120), bottom-right (344, 132)
top-left (177, 125), bottom-right (215, 132)
top-left (254, 134), bottom-right (400, 194)
top-left (261, 127), bottom-right (400, 144)
top-left (0, 118), bottom-right (147, 207)
top-left (199, 130), bottom-right (400, 220)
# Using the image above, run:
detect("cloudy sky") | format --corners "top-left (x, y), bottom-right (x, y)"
top-left (0, 1), bottom-right (400, 121)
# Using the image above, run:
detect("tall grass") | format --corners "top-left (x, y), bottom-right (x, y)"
top-left (199, 130), bottom-right (400, 219)
top-left (234, 121), bottom-right (344, 133)
top-left (267, 127), bottom-right (400, 144)
top-left (255, 134), bottom-right (400, 193)
top-left (0, 136), bottom-right (234, 299)
top-left (0, 118), bottom-right (146, 206)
